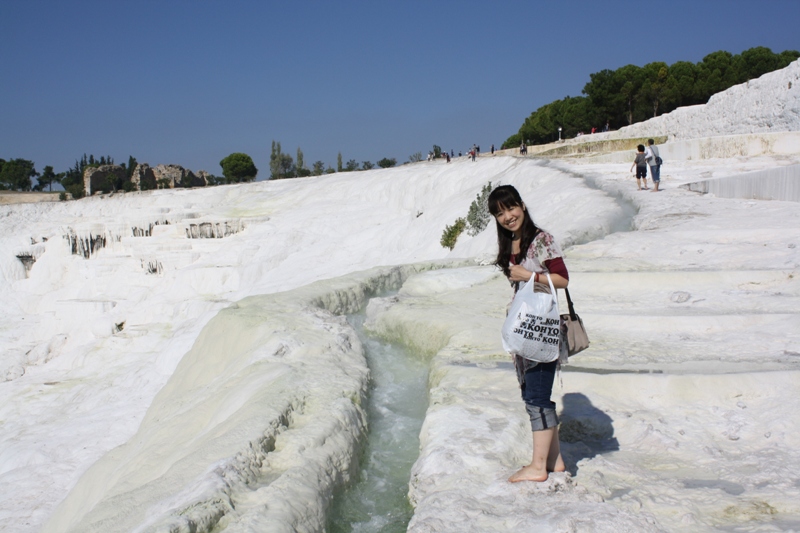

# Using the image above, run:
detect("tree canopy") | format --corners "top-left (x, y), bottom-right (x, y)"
top-left (220, 152), bottom-right (258, 183)
top-left (0, 158), bottom-right (37, 191)
top-left (35, 165), bottom-right (60, 191)
top-left (506, 47), bottom-right (799, 147)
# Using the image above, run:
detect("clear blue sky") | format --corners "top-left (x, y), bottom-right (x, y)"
top-left (2, 0), bottom-right (799, 180)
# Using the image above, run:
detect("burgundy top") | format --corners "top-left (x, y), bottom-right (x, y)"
top-left (510, 255), bottom-right (569, 280)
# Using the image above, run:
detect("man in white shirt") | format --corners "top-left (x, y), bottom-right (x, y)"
top-left (645, 139), bottom-right (662, 192)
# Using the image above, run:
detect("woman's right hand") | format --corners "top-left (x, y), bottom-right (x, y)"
top-left (509, 265), bottom-right (533, 283)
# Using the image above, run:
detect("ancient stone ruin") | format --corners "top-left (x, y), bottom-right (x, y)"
top-left (130, 163), bottom-right (157, 190)
top-left (153, 164), bottom-right (207, 189)
top-left (83, 165), bottom-right (127, 196)
top-left (91, 163), bottom-right (209, 194)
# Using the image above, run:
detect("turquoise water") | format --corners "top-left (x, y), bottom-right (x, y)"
top-left (328, 312), bottom-right (429, 533)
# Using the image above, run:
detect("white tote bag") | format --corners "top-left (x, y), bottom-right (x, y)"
top-left (501, 273), bottom-right (561, 363)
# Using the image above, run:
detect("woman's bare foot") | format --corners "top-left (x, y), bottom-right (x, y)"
top-left (509, 464), bottom-right (548, 483)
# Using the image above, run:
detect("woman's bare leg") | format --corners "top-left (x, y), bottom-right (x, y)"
top-left (509, 428), bottom-right (554, 482)
top-left (547, 426), bottom-right (565, 473)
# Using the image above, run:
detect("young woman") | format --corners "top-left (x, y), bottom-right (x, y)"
top-left (487, 184), bottom-right (569, 483)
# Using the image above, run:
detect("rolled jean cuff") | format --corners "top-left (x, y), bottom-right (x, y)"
top-left (526, 404), bottom-right (559, 431)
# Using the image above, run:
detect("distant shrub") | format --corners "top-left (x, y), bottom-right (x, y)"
top-left (65, 183), bottom-right (85, 199)
top-left (59, 192), bottom-right (67, 201)
top-left (377, 157), bottom-right (396, 168)
top-left (409, 152), bottom-right (423, 163)
top-left (466, 182), bottom-right (493, 236)
top-left (440, 217), bottom-right (466, 250)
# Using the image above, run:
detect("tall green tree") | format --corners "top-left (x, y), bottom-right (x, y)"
top-left (270, 141), bottom-right (296, 179)
top-left (695, 50), bottom-right (739, 102)
top-left (37, 165), bottom-right (58, 191)
top-left (220, 153), bottom-right (258, 182)
top-left (517, 95), bottom-right (593, 144)
top-left (127, 156), bottom-right (137, 180)
top-left (280, 153), bottom-right (295, 177)
top-left (337, 152), bottom-right (343, 172)
top-left (583, 68), bottom-right (626, 128)
top-left (640, 62), bottom-right (676, 117)
top-left (60, 154), bottom-right (88, 198)
top-left (668, 60), bottom-right (699, 107)
top-left (0, 158), bottom-right (37, 191)
top-left (615, 64), bottom-right (645, 124)
top-left (270, 141), bottom-right (282, 179)
top-left (295, 148), bottom-right (310, 177)
top-left (312, 161), bottom-right (325, 176)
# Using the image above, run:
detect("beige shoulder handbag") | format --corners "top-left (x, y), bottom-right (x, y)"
top-left (561, 288), bottom-right (589, 356)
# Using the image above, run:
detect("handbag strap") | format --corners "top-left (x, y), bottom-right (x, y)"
top-left (563, 288), bottom-right (578, 321)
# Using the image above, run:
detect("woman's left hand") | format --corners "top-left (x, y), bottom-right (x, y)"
top-left (509, 265), bottom-right (533, 283)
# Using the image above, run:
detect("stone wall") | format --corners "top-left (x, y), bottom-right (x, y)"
top-left (130, 163), bottom-right (157, 190)
top-left (152, 164), bottom-right (207, 188)
top-left (83, 165), bottom-right (126, 196)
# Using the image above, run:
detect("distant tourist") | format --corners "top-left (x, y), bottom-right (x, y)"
top-left (591, 127), bottom-right (596, 134)
top-left (603, 121), bottom-right (610, 132)
top-left (488, 184), bottom-right (569, 483)
top-left (491, 144), bottom-right (495, 155)
top-left (446, 152), bottom-right (451, 163)
top-left (630, 144), bottom-right (648, 190)
top-left (645, 139), bottom-right (661, 192)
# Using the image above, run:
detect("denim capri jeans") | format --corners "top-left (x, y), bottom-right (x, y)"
top-left (520, 360), bottom-right (559, 431)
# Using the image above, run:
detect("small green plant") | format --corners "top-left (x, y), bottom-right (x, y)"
top-left (440, 217), bottom-right (466, 250)
top-left (59, 191), bottom-right (67, 201)
top-left (466, 181), bottom-right (493, 236)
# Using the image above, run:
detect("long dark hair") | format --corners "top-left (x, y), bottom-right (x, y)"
top-left (487, 185), bottom-right (539, 278)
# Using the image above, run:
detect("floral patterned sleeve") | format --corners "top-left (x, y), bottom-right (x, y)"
top-left (528, 230), bottom-right (563, 266)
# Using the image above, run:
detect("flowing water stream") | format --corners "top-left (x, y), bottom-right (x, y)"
top-left (328, 311), bottom-right (429, 533)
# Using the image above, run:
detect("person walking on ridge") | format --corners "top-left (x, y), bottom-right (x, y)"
top-left (645, 139), bottom-right (661, 192)
top-left (630, 144), bottom-right (648, 190)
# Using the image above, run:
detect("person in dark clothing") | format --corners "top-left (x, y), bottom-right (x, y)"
top-left (630, 144), bottom-right (648, 190)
